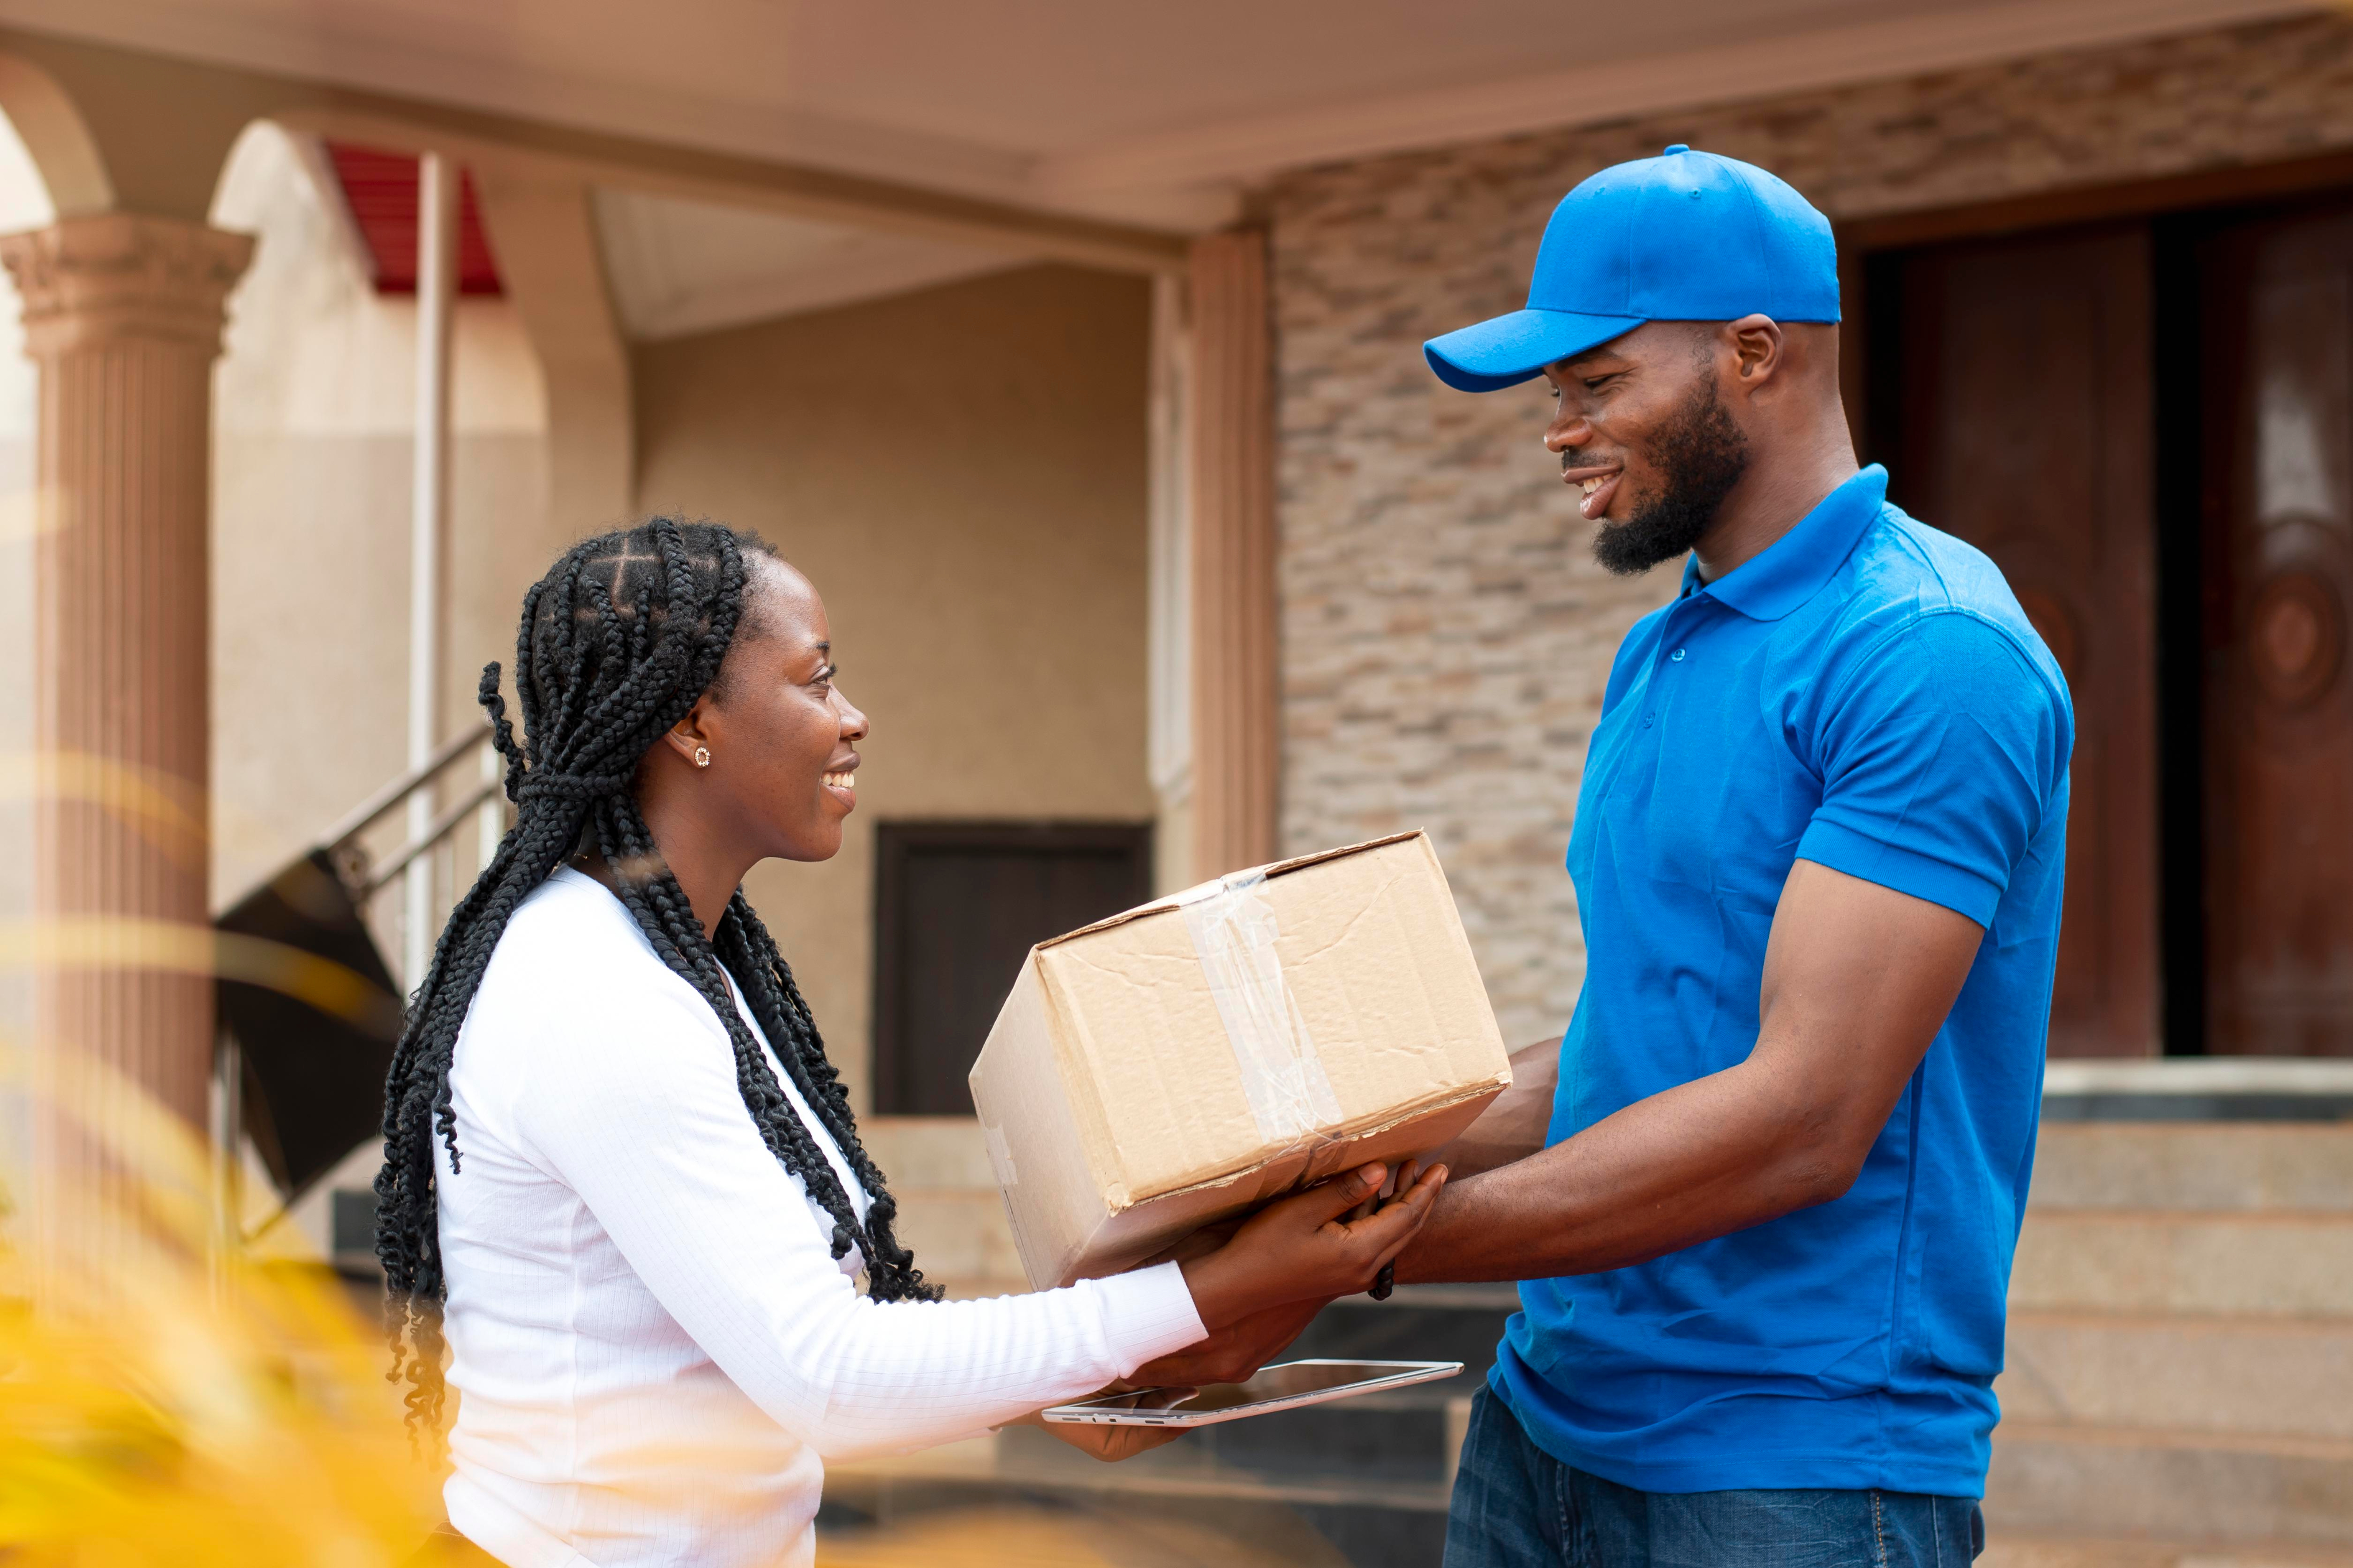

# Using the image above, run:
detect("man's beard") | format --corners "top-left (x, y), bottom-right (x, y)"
top-left (1590, 379), bottom-right (1749, 576)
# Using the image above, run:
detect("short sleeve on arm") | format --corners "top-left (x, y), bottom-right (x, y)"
top-left (1794, 612), bottom-right (2070, 928)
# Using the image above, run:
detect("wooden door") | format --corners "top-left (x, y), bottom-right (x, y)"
top-left (2200, 202), bottom-right (2353, 1056)
top-left (1888, 226), bottom-right (2160, 1057)
top-left (870, 821), bottom-right (1153, 1114)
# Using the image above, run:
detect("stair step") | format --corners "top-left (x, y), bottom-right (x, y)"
top-left (2009, 1212), bottom-right (2353, 1318)
top-left (1984, 1533), bottom-right (2353, 1566)
top-left (2030, 1125), bottom-right (2353, 1214)
top-left (826, 1428), bottom-right (1451, 1568)
top-left (1988, 1423), bottom-right (2353, 1547)
top-left (1195, 1386), bottom-right (1467, 1482)
top-left (1284, 1285), bottom-right (1517, 1378)
top-left (816, 1489), bottom-right (1359, 1567)
top-left (2000, 1313), bottom-right (2353, 1440)
top-left (883, 1189), bottom-right (1025, 1292)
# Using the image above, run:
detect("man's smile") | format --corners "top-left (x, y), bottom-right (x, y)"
top-left (1561, 462), bottom-right (1625, 520)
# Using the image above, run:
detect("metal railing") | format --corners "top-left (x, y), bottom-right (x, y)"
top-left (210, 724), bottom-right (514, 1242)
top-left (316, 725), bottom-right (512, 994)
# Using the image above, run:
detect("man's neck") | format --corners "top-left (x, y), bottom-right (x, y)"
top-left (1689, 430), bottom-right (1860, 585)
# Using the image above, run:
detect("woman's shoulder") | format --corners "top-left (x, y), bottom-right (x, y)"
top-left (466, 870), bottom-right (723, 1057)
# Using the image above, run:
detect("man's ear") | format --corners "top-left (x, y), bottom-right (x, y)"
top-left (659, 696), bottom-right (713, 765)
top-left (1727, 314), bottom-right (1785, 388)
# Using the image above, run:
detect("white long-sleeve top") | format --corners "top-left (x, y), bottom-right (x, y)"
top-left (437, 868), bottom-right (1205, 1568)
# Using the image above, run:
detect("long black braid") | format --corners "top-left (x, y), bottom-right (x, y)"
top-left (375, 518), bottom-right (936, 1436)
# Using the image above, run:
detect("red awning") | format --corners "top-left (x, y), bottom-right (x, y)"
top-left (323, 141), bottom-right (504, 296)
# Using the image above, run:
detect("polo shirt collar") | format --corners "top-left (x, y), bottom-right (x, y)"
top-left (1677, 464), bottom-right (1889, 622)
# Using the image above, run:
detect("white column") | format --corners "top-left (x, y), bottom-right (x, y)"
top-left (0, 211), bottom-right (253, 1278)
top-left (405, 153), bottom-right (457, 988)
top-left (1186, 229), bottom-right (1279, 881)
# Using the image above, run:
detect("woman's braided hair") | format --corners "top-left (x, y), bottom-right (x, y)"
top-left (374, 517), bottom-right (936, 1435)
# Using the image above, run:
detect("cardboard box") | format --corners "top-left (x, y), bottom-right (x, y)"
top-left (968, 831), bottom-right (1511, 1289)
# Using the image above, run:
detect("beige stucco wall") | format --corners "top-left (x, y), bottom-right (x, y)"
top-left (209, 121), bottom-right (554, 909)
top-left (1268, 11), bottom-right (2353, 1052)
top-left (200, 121), bottom-right (567, 1253)
top-left (632, 261), bottom-right (1156, 1114)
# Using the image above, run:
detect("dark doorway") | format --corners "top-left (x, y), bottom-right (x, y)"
top-left (1858, 185), bottom-right (2353, 1058)
top-left (1876, 225), bottom-right (2160, 1059)
top-left (2196, 198), bottom-right (2353, 1056)
top-left (871, 821), bottom-right (1154, 1115)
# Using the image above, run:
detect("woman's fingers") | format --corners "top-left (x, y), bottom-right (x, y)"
top-left (1328, 1160), bottom-right (1444, 1233)
top-left (1043, 1418), bottom-right (1190, 1463)
top-left (1341, 1164), bottom-right (1448, 1263)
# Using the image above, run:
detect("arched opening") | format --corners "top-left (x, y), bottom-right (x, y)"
top-left (0, 99), bottom-right (61, 1049)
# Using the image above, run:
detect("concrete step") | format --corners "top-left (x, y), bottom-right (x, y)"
top-left (825, 1427), bottom-right (1450, 1568)
top-left (2000, 1312), bottom-right (2353, 1441)
top-left (823, 1287), bottom-right (1510, 1567)
top-left (2009, 1211), bottom-right (2353, 1318)
top-left (1286, 1284), bottom-right (1518, 1376)
top-left (861, 1117), bottom-right (1030, 1299)
top-left (2029, 1123), bottom-right (2353, 1214)
top-left (817, 1469), bottom-right (1361, 1567)
top-left (1988, 1423), bottom-right (2353, 1548)
top-left (1984, 1534), bottom-right (2353, 1566)
top-left (1196, 1384), bottom-right (1469, 1484)
top-left (882, 1187), bottom-right (1026, 1297)
top-left (2041, 1061), bottom-right (2353, 1130)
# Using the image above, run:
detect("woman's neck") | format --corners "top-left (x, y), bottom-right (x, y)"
top-left (573, 823), bottom-right (750, 940)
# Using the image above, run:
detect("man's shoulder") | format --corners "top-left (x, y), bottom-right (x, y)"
top-left (1805, 504), bottom-right (2067, 697)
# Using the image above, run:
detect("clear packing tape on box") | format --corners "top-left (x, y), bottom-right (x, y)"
top-left (1175, 867), bottom-right (1344, 1149)
top-left (969, 830), bottom-right (1512, 1288)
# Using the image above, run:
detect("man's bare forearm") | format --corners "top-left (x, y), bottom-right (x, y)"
top-left (1397, 862), bottom-right (1983, 1285)
top-left (1424, 1036), bottom-right (1561, 1179)
top-left (1394, 1053), bottom-right (1850, 1284)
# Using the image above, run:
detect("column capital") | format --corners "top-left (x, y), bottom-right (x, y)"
top-left (0, 211), bottom-right (253, 357)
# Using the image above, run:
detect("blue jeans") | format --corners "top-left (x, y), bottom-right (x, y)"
top-left (1444, 1387), bottom-right (1986, 1567)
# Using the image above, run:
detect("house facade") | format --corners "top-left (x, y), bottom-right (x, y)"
top-left (1, 5), bottom-right (2348, 1559)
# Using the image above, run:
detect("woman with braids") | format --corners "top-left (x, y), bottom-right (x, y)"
top-left (376, 519), bottom-right (1445, 1568)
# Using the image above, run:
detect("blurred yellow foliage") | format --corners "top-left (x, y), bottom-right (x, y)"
top-left (0, 1040), bottom-right (443, 1566)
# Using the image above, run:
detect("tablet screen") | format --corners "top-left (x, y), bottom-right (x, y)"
top-left (1045, 1360), bottom-right (1459, 1426)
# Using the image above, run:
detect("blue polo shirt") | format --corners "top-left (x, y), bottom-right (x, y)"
top-left (1492, 465), bottom-right (2072, 1499)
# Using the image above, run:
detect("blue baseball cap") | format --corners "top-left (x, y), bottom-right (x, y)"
top-left (1424, 145), bottom-right (1839, 393)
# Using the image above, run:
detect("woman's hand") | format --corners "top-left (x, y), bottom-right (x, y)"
top-left (1176, 1160), bottom-right (1446, 1333)
top-left (1003, 1407), bottom-right (1188, 1463)
top-left (1124, 1295), bottom-right (1327, 1389)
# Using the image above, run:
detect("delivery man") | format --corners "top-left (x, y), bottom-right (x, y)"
top-left (1401, 147), bottom-right (2067, 1563)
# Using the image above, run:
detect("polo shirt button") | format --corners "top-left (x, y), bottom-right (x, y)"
top-left (1642, 712), bottom-right (1655, 727)
top-left (1670, 648), bottom-right (1687, 661)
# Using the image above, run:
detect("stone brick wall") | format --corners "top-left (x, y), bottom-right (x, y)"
top-left (1267, 13), bottom-right (2353, 1048)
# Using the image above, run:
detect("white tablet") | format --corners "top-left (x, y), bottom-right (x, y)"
top-left (1042, 1358), bottom-right (1463, 1428)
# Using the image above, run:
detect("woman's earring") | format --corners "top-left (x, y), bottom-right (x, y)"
top-left (693, 746), bottom-right (712, 769)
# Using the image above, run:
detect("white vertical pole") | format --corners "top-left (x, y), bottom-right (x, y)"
top-left (406, 153), bottom-right (457, 990)
top-left (209, 1027), bottom-right (242, 1293)
top-left (1145, 271), bottom-right (1194, 894)
top-left (477, 734), bottom-right (503, 876)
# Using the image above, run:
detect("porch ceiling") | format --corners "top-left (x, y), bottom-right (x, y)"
top-left (0, 0), bottom-right (2328, 333)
